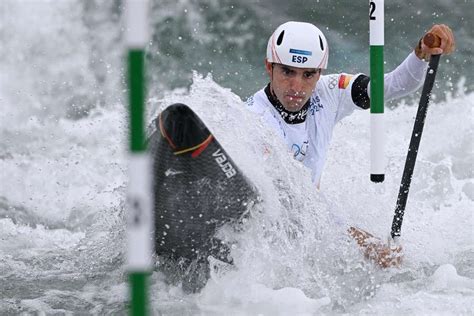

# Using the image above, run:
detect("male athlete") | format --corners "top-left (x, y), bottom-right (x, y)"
top-left (246, 22), bottom-right (455, 267)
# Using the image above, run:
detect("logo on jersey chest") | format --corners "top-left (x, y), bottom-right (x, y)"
top-left (292, 141), bottom-right (309, 161)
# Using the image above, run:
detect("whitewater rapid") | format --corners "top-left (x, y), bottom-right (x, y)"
top-left (1, 0), bottom-right (472, 313)
top-left (1, 73), bottom-right (472, 314)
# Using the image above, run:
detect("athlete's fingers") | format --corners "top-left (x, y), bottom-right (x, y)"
top-left (443, 25), bottom-right (455, 54)
top-left (421, 42), bottom-right (442, 55)
top-left (426, 24), bottom-right (455, 55)
top-left (435, 24), bottom-right (451, 52)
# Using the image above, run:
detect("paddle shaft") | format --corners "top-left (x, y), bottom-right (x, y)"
top-left (391, 35), bottom-right (442, 239)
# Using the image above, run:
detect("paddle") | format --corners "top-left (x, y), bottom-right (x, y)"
top-left (390, 33), bottom-right (442, 240)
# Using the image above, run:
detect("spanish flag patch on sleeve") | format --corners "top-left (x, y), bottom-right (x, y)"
top-left (338, 74), bottom-right (352, 89)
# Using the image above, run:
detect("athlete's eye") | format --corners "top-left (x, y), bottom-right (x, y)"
top-left (304, 71), bottom-right (317, 79)
top-left (279, 66), bottom-right (294, 76)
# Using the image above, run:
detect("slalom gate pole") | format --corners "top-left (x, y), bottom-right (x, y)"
top-left (369, 0), bottom-right (385, 183)
top-left (391, 34), bottom-right (441, 240)
top-left (125, 1), bottom-right (153, 315)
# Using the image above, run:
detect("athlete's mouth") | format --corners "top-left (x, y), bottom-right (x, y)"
top-left (286, 94), bottom-right (305, 102)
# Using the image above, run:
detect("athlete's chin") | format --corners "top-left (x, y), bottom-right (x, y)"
top-left (282, 101), bottom-right (305, 112)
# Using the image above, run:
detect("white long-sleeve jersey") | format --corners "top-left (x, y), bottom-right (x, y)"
top-left (246, 52), bottom-right (428, 185)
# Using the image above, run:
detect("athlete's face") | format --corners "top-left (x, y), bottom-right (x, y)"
top-left (265, 60), bottom-right (321, 112)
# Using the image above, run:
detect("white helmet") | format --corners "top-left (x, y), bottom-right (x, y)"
top-left (266, 21), bottom-right (329, 69)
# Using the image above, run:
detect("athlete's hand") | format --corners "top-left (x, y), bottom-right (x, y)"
top-left (348, 227), bottom-right (403, 268)
top-left (415, 24), bottom-right (455, 60)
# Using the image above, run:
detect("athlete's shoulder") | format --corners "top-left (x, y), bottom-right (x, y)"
top-left (245, 87), bottom-right (269, 114)
top-left (318, 73), bottom-right (356, 91)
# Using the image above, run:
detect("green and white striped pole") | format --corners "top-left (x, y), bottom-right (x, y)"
top-left (369, 0), bottom-right (385, 183)
top-left (125, 0), bottom-right (153, 315)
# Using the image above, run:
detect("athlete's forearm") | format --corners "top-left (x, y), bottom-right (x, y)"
top-left (367, 52), bottom-right (428, 101)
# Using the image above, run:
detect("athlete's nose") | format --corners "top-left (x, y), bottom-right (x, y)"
top-left (289, 75), bottom-right (304, 92)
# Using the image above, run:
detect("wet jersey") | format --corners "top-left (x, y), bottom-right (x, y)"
top-left (246, 52), bottom-right (428, 185)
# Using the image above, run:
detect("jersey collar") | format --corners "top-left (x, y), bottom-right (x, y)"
top-left (264, 83), bottom-right (310, 124)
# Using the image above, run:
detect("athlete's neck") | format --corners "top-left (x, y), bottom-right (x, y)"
top-left (264, 83), bottom-right (310, 124)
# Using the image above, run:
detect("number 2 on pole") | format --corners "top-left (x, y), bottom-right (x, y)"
top-left (370, 1), bottom-right (376, 20)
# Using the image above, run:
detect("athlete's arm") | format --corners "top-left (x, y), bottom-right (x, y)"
top-left (350, 52), bottom-right (428, 108)
top-left (374, 52), bottom-right (429, 101)
top-left (350, 24), bottom-right (455, 108)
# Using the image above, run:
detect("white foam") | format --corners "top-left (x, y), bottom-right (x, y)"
top-left (1, 33), bottom-right (473, 316)
top-left (430, 264), bottom-right (474, 290)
